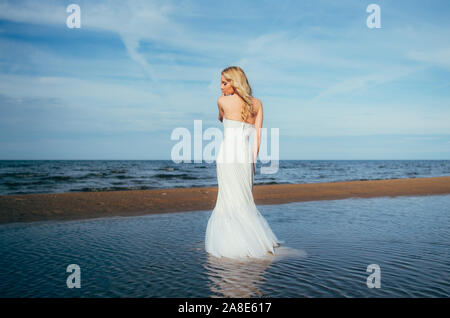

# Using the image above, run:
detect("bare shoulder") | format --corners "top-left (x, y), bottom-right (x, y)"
top-left (217, 94), bottom-right (233, 106)
top-left (217, 95), bottom-right (226, 105)
top-left (217, 96), bottom-right (227, 111)
top-left (252, 97), bottom-right (263, 111)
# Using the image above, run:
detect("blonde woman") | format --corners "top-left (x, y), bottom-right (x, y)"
top-left (205, 66), bottom-right (280, 259)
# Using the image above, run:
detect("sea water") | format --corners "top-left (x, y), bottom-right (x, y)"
top-left (1, 159), bottom-right (449, 195)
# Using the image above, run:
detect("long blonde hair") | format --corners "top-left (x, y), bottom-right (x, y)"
top-left (221, 66), bottom-right (256, 121)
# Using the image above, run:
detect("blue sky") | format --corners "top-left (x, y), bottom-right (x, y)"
top-left (0, 0), bottom-right (449, 160)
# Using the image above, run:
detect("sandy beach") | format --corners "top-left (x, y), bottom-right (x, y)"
top-left (0, 176), bottom-right (449, 224)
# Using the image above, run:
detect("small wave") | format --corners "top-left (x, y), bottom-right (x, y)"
top-left (0, 172), bottom-right (45, 178)
top-left (69, 185), bottom-right (156, 192)
top-left (255, 181), bottom-right (279, 185)
top-left (181, 175), bottom-right (198, 180)
top-left (79, 172), bottom-right (108, 179)
top-left (3, 191), bottom-right (32, 195)
top-left (69, 187), bottom-right (104, 192)
top-left (109, 169), bottom-right (127, 174)
top-left (154, 173), bottom-right (197, 180)
top-left (159, 167), bottom-right (175, 171)
top-left (42, 175), bottom-right (74, 182)
top-left (4, 180), bottom-right (50, 187)
top-left (116, 175), bottom-right (132, 179)
top-left (2, 181), bottom-right (21, 187)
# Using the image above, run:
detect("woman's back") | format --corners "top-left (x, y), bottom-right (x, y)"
top-left (219, 94), bottom-right (260, 125)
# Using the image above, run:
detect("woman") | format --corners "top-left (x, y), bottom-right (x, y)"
top-left (205, 66), bottom-right (281, 259)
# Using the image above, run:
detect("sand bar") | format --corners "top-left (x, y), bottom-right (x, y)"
top-left (1, 176), bottom-right (449, 224)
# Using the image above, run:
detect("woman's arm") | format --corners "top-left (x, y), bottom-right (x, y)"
top-left (253, 100), bottom-right (263, 174)
top-left (217, 95), bottom-right (224, 122)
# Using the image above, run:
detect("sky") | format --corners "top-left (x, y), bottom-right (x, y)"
top-left (0, 0), bottom-right (449, 160)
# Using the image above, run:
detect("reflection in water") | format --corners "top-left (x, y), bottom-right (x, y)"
top-left (204, 254), bottom-right (273, 298)
top-left (204, 247), bottom-right (307, 298)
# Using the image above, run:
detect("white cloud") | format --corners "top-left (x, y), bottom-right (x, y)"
top-left (0, 0), bottom-right (190, 83)
top-left (407, 48), bottom-right (450, 70)
top-left (0, 1), bottom-right (64, 25)
top-left (309, 65), bottom-right (425, 102)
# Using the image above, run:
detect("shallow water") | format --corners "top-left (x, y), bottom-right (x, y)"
top-left (0, 194), bottom-right (449, 297)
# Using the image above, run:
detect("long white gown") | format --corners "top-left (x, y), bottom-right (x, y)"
top-left (205, 117), bottom-right (280, 259)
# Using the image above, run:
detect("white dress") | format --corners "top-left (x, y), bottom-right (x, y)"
top-left (205, 117), bottom-right (280, 259)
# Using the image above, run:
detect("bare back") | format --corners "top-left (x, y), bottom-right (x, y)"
top-left (218, 94), bottom-right (261, 125)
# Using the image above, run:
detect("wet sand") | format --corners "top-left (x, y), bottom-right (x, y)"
top-left (0, 176), bottom-right (449, 224)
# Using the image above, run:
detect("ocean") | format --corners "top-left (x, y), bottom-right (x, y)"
top-left (1, 160), bottom-right (449, 195)
top-left (1, 159), bottom-right (449, 297)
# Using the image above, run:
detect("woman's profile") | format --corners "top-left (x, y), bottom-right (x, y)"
top-left (205, 66), bottom-right (281, 259)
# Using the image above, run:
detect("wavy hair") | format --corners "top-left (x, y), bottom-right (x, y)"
top-left (221, 66), bottom-right (256, 121)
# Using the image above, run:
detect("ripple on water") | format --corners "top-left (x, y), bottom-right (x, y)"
top-left (0, 195), bottom-right (449, 297)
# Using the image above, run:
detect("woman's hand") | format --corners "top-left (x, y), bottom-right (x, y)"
top-left (253, 162), bottom-right (256, 175)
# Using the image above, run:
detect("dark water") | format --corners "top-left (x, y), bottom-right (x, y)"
top-left (0, 160), bottom-right (449, 195)
top-left (0, 194), bottom-right (448, 297)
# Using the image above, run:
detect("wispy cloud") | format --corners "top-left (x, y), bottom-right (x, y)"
top-left (407, 48), bottom-right (450, 71)
top-left (309, 65), bottom-right (425, 103)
